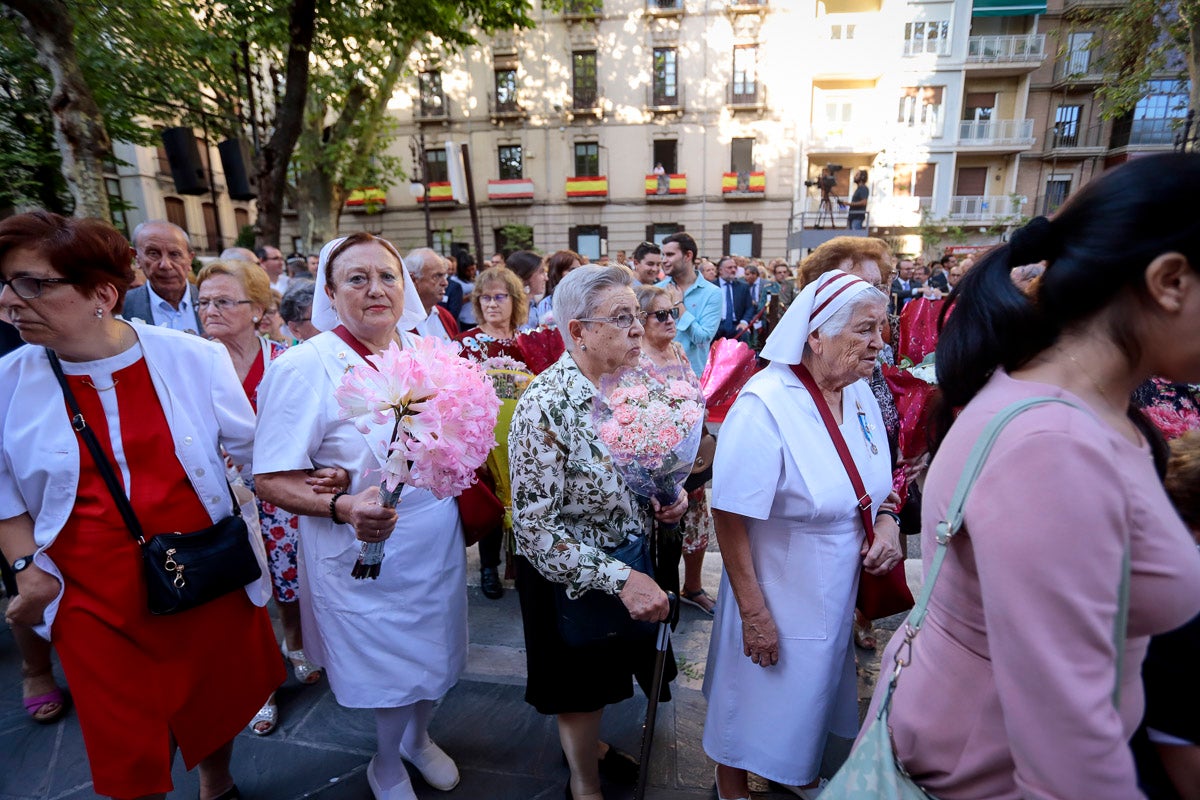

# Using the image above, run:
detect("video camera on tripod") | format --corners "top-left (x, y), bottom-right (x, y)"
top-left (804, 163), bottom-right (843, 195)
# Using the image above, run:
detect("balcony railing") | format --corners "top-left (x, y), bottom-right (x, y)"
top-left (1110, 117), bottom-right (1181, 148)
top-left (958, 118), bottom-right (1035, 145)
top-left (1052, 55), bottom-right (1106, 85)
top-left (903, 37), bottom-right (951, 57)
top-left (721, 171), bottom-right (765, 196)
top-left (966, 34), bottom-right (1045, 63)
top-left (1042, 122), bottom-right (1106, 152)
top-left (487, 178), bottom-right (535, 202)
top-left (809, 123), bottom-right (883, 152)
top-left (645, 173), bottom-right (687, 196)
top-left (488, 91), bottom-right (524, 119)
top-left (728, 83), bottom-right (765, 110)
top-left (563, 0), bottom-right (601, 18)
top-left (727, 0), bottom-right (766, 12)
top-left (947, 195), bottom-right (1027, 221)
top-left (571, 86), bottom-right (603, 114)
top-left (647, 0), bottom-right (682, 12)
top-left (646, 83), bottom-right (684, 111)
top-left (566, 175), bottom-right (608, 199)
top-left (417, 92), bottom-right (448, 120)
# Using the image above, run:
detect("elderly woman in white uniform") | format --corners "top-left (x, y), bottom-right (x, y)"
top-left (703, 270), bottom-right (903, 800)
top-left (253, 233), bottom-right (467, 800)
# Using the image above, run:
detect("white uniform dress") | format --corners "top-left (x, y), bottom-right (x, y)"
top-left (702, 361), bottom-right (892, 785)
top-left (253, 330), bottom-right (467, 708)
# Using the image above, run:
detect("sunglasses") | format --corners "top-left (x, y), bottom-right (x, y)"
top-left (640, 307), bottom-right (681, 324)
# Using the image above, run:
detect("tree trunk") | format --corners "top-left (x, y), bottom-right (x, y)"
top-left (254, 0), bottom-right (317, 248)
top-left (1187, 9), bottom-right (1200, 146)
top-left (295, 155), bottom-right (346, 251)
top-left (3, 0), bottom-right (111, 220)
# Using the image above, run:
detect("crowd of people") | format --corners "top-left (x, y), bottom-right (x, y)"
top-left (1, 152), bottom-right (1198, 800)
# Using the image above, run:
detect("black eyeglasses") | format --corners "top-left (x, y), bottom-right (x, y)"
top-left (0, 275), bottom-right (75, 299)
top-left (639, 307), bottom-right (680, 323)
top-left (197, 298), bottom-right (254, 311)
top-left (577, 313), bottom-right (641, 329)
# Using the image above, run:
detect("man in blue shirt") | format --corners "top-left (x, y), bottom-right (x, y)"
top-left (657, 232), bottom-right (720, 377)
top-left (122, 221), bottom-right (203, 334)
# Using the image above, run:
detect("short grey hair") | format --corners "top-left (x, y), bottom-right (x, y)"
top-left (404, 247), bottom-right (443, 279)
top-left (553, 265), bottom-right (634, 352)
top-left (131, 220), bottom-right (192, 250)
top-left (815, 287), bottom-right (888, 338)
top-left (279, 280), bottom-right (316, 323)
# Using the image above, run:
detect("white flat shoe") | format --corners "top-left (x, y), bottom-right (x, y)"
top-left (366, 756), bottom-right (418, 800)
top-left (715, 765), bottom-right (750, 800)
top-left (400, 739), bottom-right (460, 791)
top-left (781, 777), bottom-right (829, 799)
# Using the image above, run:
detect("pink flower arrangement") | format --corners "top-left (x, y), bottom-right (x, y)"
top-left (334, 337), bottom-right (499, 578)
top-left (593, 363), bottom-right (705, 516)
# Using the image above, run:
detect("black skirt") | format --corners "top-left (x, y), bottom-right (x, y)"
top-left (516, 555), bottom-right (676, 715)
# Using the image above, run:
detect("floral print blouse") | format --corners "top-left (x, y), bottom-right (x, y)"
top-left (509, 353), bottom-right (649, 598)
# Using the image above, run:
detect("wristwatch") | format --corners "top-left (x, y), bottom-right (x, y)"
top-left (10, 554), bottom-right (37, 573)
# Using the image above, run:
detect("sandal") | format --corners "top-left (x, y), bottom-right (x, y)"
top-left (23, 686), bottom-right (70, 724)
top-left (853, 620), bottom-right (877, 651)
top-left (249, 699), bottom-right (278, 736)
top-left (282, 642), bottom-right (323, 685)
top-left (680, 588), bottom-right (716, 616)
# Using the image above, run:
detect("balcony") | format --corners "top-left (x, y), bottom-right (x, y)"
top-left (487, 179), bottom-right (535, 203)
top-left (488, 92), bottom-right (526, 121)
top-left (569, 87), bottom-right (604, 119)
top-left (416, 92), bottom-right (448, 123)
top-left (566, 175), bottom-right (608, 201)
top-left (1110, 117), bottom-right (1182, 149)
top-left (1052, 56), bottom-right (1106, 87)
top-left (721, 171), bottom-right (765, 198)
top-left (1040, 123), bottom-right (1107, 159)
top-left (808, 123), bottom-right (884, 153)
top-left (965, 34), bottom-right (1046, 76)
top-left (646, 0), bottom-right (683, 16)
top-left (416, 182), bottom-right (455, 204)
top-left (728, 83), bottom-right (766, 112)
top-left (645, 84), bottom-right (684, 114)
top-left (345, 187), bottom-right (387, 213)
top-left (726, 0), bottom-right (766, 14)
top-left (797, 196), bottom-right (851, 229)
top-left (644, 173), bottom-right (687, 199)
top-left (869, 196), bottom-right (933, 228)
top-left (946, 195), bottom-right (1027, 222)
top-left (903, 37), bottom-right (951, 57)
top-left (563, 0), bottom-right (601, 20)
top-left (957, 118), bottom-right (1036, 151)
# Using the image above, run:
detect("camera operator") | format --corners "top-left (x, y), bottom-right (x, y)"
top-left (847, 170), bottom-right (869, 230)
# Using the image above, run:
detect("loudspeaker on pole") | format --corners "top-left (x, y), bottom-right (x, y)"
top-left (218, 138), bottom-right (257, 201)
top-left (161, 127), bottom-right (210, 196)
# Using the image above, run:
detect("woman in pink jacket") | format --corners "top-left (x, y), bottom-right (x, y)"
top-left (870, 152), bottom-right (1200, 799)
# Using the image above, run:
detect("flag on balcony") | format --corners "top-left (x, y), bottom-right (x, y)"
top-left (346, 187), bottom-right (388, 208)
top-left (644, 174), bottom-right (687, 195)
top-left (488, 178), bottom-right (535, 201)
top-left (721, 172), bottom-right (765, 193)
top-left (972, 0), bottom-right (1046, 16)
top-left (566, 176), bottom-right (608, 198)
top-left (416, 182), bottom-right (455, 203)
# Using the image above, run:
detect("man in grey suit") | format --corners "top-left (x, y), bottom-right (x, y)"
top-left (122, 221), bottom-right (203, 334)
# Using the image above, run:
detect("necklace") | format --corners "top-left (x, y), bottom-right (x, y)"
top-left (1065, 352), bottom-right (1113, 403)
top-left (83, 377), bottom-right (119, 392)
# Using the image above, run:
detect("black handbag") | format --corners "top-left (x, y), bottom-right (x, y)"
top-left (554, 533), bottom-right (657, 648)
top-left (48, 349), bottom-right (262, 616)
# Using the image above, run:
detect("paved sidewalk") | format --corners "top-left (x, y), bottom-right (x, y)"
top-left (0, 548), bottom-right (912, 800)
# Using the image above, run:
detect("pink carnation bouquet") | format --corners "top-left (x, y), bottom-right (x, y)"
top-left (334, 337), bottom-right (499, 578)
top-left (592, 363), bottom-right (705, 525)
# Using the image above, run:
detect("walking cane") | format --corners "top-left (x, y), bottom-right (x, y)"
top-left (635, 592), bottom-right (678, 800)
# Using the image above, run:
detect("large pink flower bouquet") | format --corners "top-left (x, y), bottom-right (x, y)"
top-left (593, 363), bottom-right (705, 524)
top-left (335, 337), bottom-right (499, 578)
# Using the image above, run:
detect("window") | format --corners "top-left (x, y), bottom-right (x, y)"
top-left (163, 197), bottom-right (188, 234)
top-left (645, 223), bottom-right (683, 246)
top-left (954, 167), bottom-right (987, 197)
top-left (1131, 79), bottom-right (1189, 144)
top-left (722, 222), bottom-right (762, 257)
top-left (432, 230), bottom-right (454, 256)
top-left (893, 164), bottom-right (935, 198)
top-left (234, 208), bottom-right (250, 234)
top-left (106, 177), bottom-right (129, 239)
top-left (904, 21), bottom-right (950, 56)
top-left (572, 51), bottom-right (598, 109)
top-left (650, 0), bottom-right (681, 8)
top-left (574, 142), bottom-right (599, 176)
top-left (155, 143), bottom-right (173, 175)
top-left (653, 140), bottom-right (678, 174)
top-left (494, 69), bottom-right (518, 112)
top-left (732, 46), bottom-right (758, 104)
top-left (1043, 177), bottom-right (1071, 215)
top-left (426, 147), bottom-right (448, 183)
top-left (962, 92), bottom-right (996, 122)
top-left (201, 202), bottom-right (219, 253)
top-left (1053, 105), bottom-right (1083, 147)
top-left (731, 137), bottom-right (754, 176)
top-left (568, 225), bottom-right (607, 260)
top-left (1065, 32), bottom-right (1093, 76)
top-left (498, 145), bottom-right (523, 180)
top-left (419, 71), bottom-right (445, 117)
top-left (830, 23), bottom-right (856, 40)
top-left (653, 48), bottom-right (678, 105)
top-left (897, 86), bottom-right (945, 137)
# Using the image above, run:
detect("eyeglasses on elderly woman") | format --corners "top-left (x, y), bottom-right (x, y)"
top-left (577, 312), bottom-right (641, 329)
top-left (0, 275), bottom-right (75, 299)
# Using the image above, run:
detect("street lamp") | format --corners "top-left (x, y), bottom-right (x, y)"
top-left (410, 134), bottom-right (433, 249)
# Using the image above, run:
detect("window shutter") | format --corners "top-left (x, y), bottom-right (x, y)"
top-left (722, 223), bottom-right (731, 255)
top-left (569, 226), bottom-right (579, 253)
top-left (751, 224), bottom-right (763, 258)
top-left (646, 224), bottom-right (655, 242)
top-left (600, 225), bottom-right (609, 256)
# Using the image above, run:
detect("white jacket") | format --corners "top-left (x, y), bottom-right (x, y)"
top-left (0, 323), bottom-right (270, 635)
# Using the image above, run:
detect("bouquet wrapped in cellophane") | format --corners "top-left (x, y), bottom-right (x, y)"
top-left (334, 338), bottom-right (499, 579)
top-left (479, 355), bottom-right (534, 537)
top-left (592, 362), bottom-right (705, 526)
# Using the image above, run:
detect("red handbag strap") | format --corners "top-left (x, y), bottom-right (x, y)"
top-left (332, 325), bottom-right (378, 368)
top-left (790, 363), bottom-right (875, 545)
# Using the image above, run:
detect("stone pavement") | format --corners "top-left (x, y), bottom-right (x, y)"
top-left (0, 546), bottom-right (917, 800)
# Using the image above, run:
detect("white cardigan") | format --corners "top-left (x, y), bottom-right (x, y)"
top-left (0, 323), bottom-right (269, 635)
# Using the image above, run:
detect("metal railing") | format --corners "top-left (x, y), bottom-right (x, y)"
top-left (903, 37), bottom-right (951, 57)
top-left (1052, 56), bottom-right (1106, 84)
top-left (947, 195), bottom-right (1027, 221)
top-left (808, 123), bottom-right (882, 151)
top-left (572, 86), bottom-right (602, 111)
top-left (966, 34), bottom-right (1045, 63)
top-left (646, 83), bottom-right (685, 110)
top-left (958, 118), bottom-right (1035, 145)
top-left (417, 91), bottom-right (447, 119)
top-left (728, 83), bottom-right (765, 108)
top-left (488, 91), bottom-right (523, 117)
top-left (1042, 122), bottom-right (1106, 151)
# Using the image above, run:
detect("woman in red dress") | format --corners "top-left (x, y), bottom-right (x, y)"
top-left (0, 212), bottom-right (284, 800)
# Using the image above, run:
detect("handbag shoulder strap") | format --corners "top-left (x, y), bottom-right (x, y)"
top-left (46, 348), bottom-right (242, 544)
top-left (47, 348), bottom-right (148, 545)
top-left (790, 363), bottom-right (875, 543)
top-left (882, 395), bottom-right (1131, 711)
